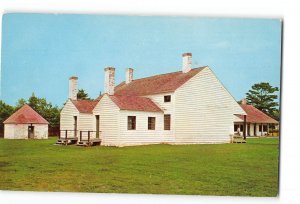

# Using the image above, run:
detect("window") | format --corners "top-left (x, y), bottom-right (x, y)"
top-left (164, 114), bottom-right (171, 130)
top-left (95, 115), bottom-right (100, 138)
top-left (234, 124), bottom-right (243, 132)
top-left (128, 116), bottom-right (136, 130)
top-left (263, 125), bottom-right (268, 132)
top-left (73, 116), bottom-right (77, 137)
top-left (164, 95), bottom-right (171, 102)
top-left (234, 124), bottom-right (239, 132)
top-left (148, 117), bottom-right (156, 130)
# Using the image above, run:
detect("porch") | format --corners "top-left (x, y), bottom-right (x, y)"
top-left (234, 122), bottom-right (278, 137)
top-left (56, 130), bottom-right (102, 146)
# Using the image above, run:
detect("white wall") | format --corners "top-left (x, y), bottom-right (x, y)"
top-left (93, 95), bottom-right (120, 146)
top-left (118, 110), bottom-right (164, 146)
top-left (4, 124), bottom-right (48, 139)
top-left (60, 99), bottom-right (79, 138)
top-left (143, 92), bottom-right (175, 142)
top-left (77, 113), bottom-right (94, 140)
top-left (174, 67), bottom-right (246, 144)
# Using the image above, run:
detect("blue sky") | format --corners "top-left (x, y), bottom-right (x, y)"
top-left (1, 13), bottom-right (282, 107)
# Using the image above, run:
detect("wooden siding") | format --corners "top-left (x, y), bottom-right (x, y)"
top-left (143, 93), bottom-right (175, 142)
top-left (118, 110), bottom-right (164, 146)
top-left (78, 113), bottom-right (94, 131)
top-left (60, 100), bottom-right (79, 133)
top-left (78, 113), bottom-right (94, 140)
top-left (93, 95), bottom-right (120, 146)
top-left (174, 67), bottom-right (246, 144)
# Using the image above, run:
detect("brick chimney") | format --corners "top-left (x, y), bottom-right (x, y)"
top-left (69, 76), bottom-right (78, 100)
top-left (241, 98), bottom-right (247, 105)
top-left (182, 52), bottom-right (192, 73)
top-left (104, 67), bottom-right (115, 95)
top-left (126, 68), bottom-right (133, 84)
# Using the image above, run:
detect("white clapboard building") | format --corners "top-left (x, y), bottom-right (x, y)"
top-left (59, 53), bottom-right (246, 146)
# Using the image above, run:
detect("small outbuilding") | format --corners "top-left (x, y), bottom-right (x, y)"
top-left (234, 99), bottom-right (279, 137)
top-left (3, 104), bottom-right (49, 139)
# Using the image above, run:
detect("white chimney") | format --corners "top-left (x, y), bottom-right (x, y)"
top-left (104, 67), bottom-right (115, 95)
top-left (126, 68), bottom-right (134, 84)
top-left (69, 76), bottom-right (78, 100)
top-left (182, 52), bottom-right (192, 73)
top-left (241, 98), bottom-right (247, 105)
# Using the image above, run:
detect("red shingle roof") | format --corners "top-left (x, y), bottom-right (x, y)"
top-left (237, 104), bottom-right (278, 124)
top-left (109, 95), bottom-right (162, 112)
top-left (4, 104), bottom-right (49, 124)
top-left (81, 68), bottom-right (205, 113)
top-left (71, 100), bottom-right (99, 113)
top-left (114, 67), bottom-right (206, 96)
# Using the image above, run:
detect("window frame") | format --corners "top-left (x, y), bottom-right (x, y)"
top-left (148, 117), bottom-right (156, 130)
top-left (164, 95), bottom-right (171, 103)
top-left (127, 116), bottom-right (136, 130)
top-left (164, 114), bottom-right (171, 130)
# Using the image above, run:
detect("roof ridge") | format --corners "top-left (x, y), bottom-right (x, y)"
top-left (71, 99), bottom-right (99, 101)
top-left (114, 66), bottom-right (207, 96)
top-left (129, 66), bottom-right (207, 82)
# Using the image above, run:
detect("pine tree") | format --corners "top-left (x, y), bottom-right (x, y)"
top-left (77, 89), bottom-right (91, 100)
top-left (246, 82), bottom-right (279, 120)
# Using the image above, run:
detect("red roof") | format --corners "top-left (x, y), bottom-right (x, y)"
top-left (237, 104), bottom-right (278, 124)
top-left (109, 95), bottom-right (162, 112)
top-left (80, 68), bottom-right (205, 113)
top-left (4, 104), bottom-right (49, 124)
top-left (114, 67), bottom-right (206, 96)
top-left (71, 100), bottom-right (99, 113)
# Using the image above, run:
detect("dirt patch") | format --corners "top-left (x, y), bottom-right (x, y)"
top-left (0, 161), bottom-right (10, 167)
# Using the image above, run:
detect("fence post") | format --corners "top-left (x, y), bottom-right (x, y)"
top-left (80, 131), bottom-right (82, 142)
top-left (88, 131), bottom-right (90, 143)
top-left (65, 130), bottom-right (68, 146)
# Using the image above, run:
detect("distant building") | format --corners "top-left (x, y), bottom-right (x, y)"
top-left (60, 53), bottom-right (246, 146)
top-left (3, 104), bottom-right (49, 139)
top-left (234, 99), bottom-right (279, 137)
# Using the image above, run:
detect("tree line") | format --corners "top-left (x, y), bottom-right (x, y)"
top-left (0, 89), bottom-right (92, 128)
top-left (0, 83), bottom-right (279, 129)
top-left (0, 93), bottom-right (61, 127)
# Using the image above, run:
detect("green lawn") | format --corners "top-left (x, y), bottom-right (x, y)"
top-left (0, 137), bottom-right (279, 196)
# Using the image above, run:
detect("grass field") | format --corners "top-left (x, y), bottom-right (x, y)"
top-left (0, 137), bottom-right (279, 196)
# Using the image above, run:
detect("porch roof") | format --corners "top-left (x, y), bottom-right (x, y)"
top-left (236, 104), bottom-right (278, 124)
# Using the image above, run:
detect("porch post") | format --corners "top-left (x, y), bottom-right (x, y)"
top-left (261, 123), bottom-right (263, 136)
top-left (267, 124), bottom-right (270, 136)
top-left (243, 115), bottom-right (247, 140)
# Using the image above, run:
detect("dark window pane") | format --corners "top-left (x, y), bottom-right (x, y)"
top-left (164, 95), bottom-right (171, 102)
top-left (128, 116), bottom-right (136, 130)
top-left (164, 114), bottom-right (171, 130)
top-left (148, 117), bottom-right (156, 130)
top-left (263, 125), bottom-right (268, 131)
